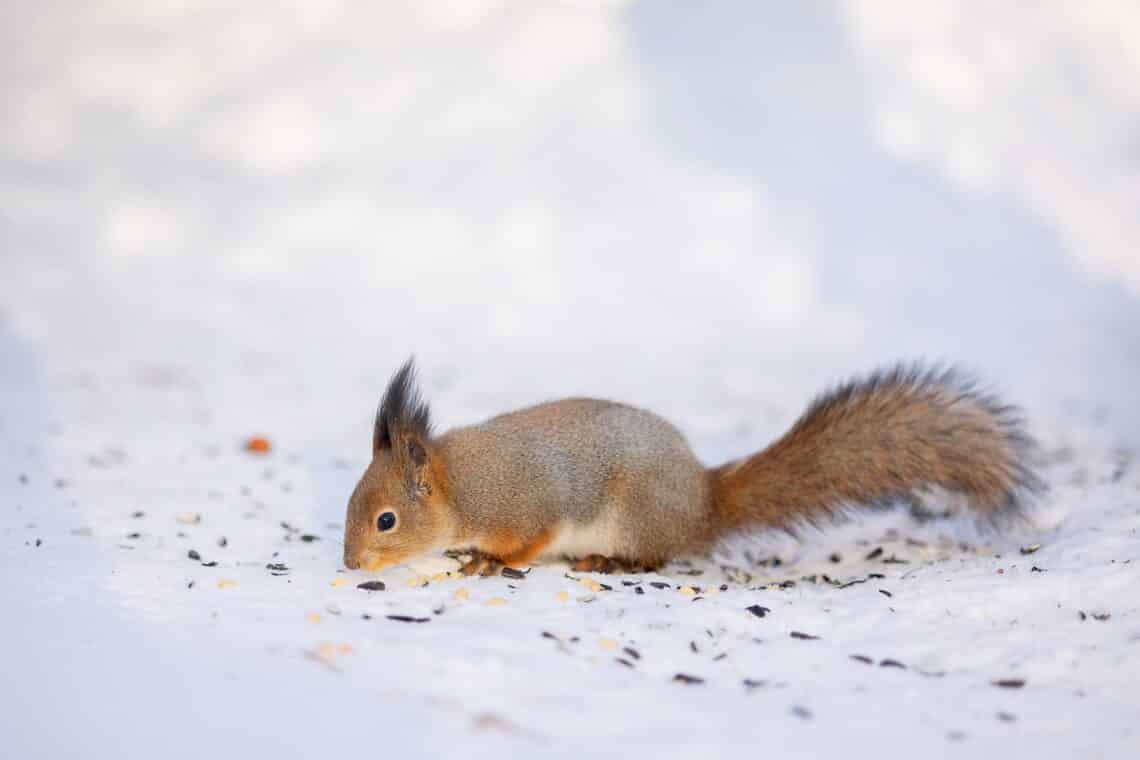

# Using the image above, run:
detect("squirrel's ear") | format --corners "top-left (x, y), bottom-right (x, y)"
top-left (373, 357), bottom-right (431, 455)
top-left (403, 435), bottom-right (433, 497)
top-left (373, 414), bottom-right (390, 453)
top-left (406, 438), bottom-right (427, 468)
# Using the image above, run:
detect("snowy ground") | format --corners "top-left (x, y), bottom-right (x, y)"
top-left (4, 2), bottom-right (1140, 759)
top-left (3, 337), bottom-right (1139, 759)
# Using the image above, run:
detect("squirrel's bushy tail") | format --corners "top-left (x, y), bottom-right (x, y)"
top-left (710, 365), bottom-right (1043, 534)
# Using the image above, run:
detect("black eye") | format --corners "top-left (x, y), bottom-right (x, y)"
top-left (376, 512), bottom-right (397, 532)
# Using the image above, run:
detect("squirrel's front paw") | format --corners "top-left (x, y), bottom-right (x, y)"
top-left (458, 554), bottom-right (505, 577)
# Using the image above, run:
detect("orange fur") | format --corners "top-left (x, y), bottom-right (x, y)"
top-left (480, 527), bottom-right (555, 567)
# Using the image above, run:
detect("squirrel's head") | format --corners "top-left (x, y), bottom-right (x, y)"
top-left (343, 359), bottom-right (451, 572)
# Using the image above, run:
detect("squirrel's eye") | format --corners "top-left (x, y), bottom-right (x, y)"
top-left (376, 511), bottom-right (397, 532)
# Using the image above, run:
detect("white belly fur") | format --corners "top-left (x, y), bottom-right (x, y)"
top-left (541, 511), bottom-right (623, 560)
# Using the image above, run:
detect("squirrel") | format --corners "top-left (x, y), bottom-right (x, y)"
top-left (343, 359), bottom-right (1042, 575)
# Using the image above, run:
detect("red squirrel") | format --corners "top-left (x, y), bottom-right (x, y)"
top-left (343, 359), bottom-right (1041, 575)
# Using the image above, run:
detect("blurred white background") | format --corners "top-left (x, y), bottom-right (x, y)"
top-left (3, 0), bottom-right (1139, 447)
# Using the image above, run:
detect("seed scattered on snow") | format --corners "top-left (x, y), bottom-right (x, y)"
top-left (501, 567), bottom-right (527, 580)
top-left (175, 512), bottom-right (201, 525)
top-left (356, 580), bottom-right (385, 591)
top-left (865, 547), bottom-right (884, 560)
top-left (623, 647), bottom-right (641, 660)
top-left (649, 581), bottom-right (671, 590)
top-left (879, 659), bottom-right (906, 669)
top-left (306, 613), bottom-right (322, 624)
top-left (991, 678), bottom-right (1026, 689)
top-left (996, 711), bottom-right (1017, 723)
top-left (555, 591), bottom-right (569, 603)
top-left (311, 641), bottom-right (354, 665)
top-left (790, 705), bottom-right (813, 720)
top-left (187, 549), bottom-right (201, 561)
top-left (673, 673), bottom-right (704, 685)
top-left (386, 614), bottom-right (430, 623)
top-left (746, 605), bottom-right (770, 618)
top-left (579, 578), bottom-right (604, 593)
top-left (679, 586), bottom-right (697, 597)
top-left (329, 577), bottom-right (348, 588)
top-left (453, 587), bottom-right (469, 602)
top-left (216, 579), bottom-right (238, 589)
top-left (1019, 544), bottom-right (1041, 555)
top-left (615, 658), bottom-right (634, 668)
top-left (790, 631), bottom-right (820, 640)
top-left (850, 654), bottom-right (873, 665)
top-left (244, 436), bottom-right (271, 454)
top-left (598, 638), bottom-right (617, 651)
top-left (486, 597), bottom-right (507, 607)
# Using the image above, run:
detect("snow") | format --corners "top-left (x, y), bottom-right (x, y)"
top-left (3, 2), bottom-right (1140, 758)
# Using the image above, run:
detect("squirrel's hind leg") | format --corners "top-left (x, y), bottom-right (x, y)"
top-left (571, 555), bottom-right (656, 574)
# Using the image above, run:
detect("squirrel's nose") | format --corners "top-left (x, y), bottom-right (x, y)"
top-left (343, 550), bottom-right (360, 570)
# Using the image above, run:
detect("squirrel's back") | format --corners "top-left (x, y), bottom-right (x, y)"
top-left (440, 398), bottom-right (712, 561)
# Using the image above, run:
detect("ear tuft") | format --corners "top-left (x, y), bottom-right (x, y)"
top-left (373, 357), bottom-right (432, 453)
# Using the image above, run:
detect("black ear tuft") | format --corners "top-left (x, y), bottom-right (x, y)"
top-left (373, 357), bottom-right (432, 453)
